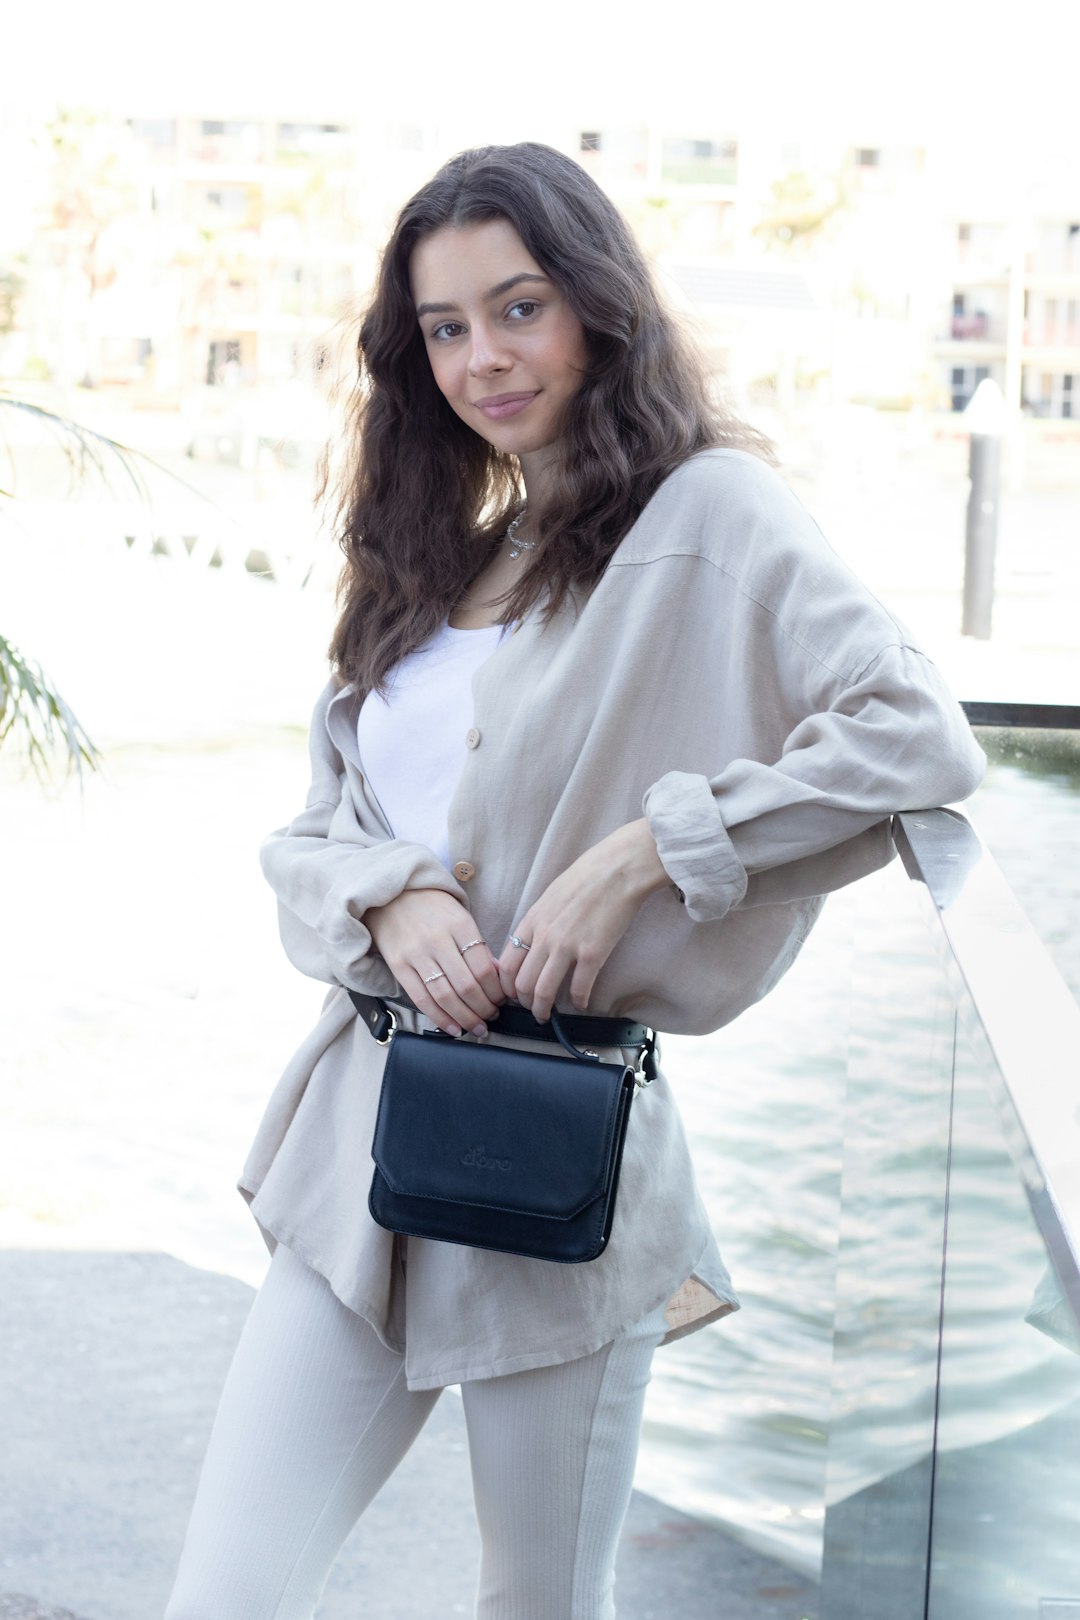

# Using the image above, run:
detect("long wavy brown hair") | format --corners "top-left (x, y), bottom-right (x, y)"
top-left (329, 141), bottom-right (772, 694)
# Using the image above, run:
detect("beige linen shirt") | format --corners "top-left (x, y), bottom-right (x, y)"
top-left (239, 448), bottom-right (985, 1390)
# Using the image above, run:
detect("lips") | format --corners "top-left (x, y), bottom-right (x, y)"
top-left (474, 392), bottom-right (539, 420)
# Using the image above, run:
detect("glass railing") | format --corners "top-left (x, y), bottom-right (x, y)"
top-left (819, 803), bottom-right (1080, 1618)
top-left (963, 710), bottom-right (1080, 1007)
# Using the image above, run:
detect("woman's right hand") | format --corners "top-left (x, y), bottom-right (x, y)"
top-left (362, 890), bottom-right (505, 1037)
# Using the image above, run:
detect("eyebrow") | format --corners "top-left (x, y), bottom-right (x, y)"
top-left (416, 272), bottom-right (551, 318)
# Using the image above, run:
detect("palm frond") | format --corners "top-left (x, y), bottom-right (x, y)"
top-left (0, 633), bottom-right (102, 785)
top-left (0, 393), bottom-right (239, 530)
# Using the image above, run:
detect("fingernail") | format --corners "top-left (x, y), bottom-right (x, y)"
top-left (471, 1023), bottom-right (487, 1038)
top-left (447, 1023), bottom-right (463, 1037)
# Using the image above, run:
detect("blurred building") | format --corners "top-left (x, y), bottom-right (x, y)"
top-left (16, 114), bottom-right (368, 397)
top-left (935, 210), bottom-right (1080, 419)
top-left (6, 109), bottom-right (1079, 428)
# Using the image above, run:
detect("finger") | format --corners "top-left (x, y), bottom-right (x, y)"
top-left (497, 925), bottom-right (534, 986)
top-left (399, 966), bottom-right (479, 1038)
top-left (455, 940), bottom-right (505, 1009)
top-left (510, 944), bottom-right (540, 1006)
top-left (528, 946), bottom-right (575, 1024)
top-left (441, 955), bottom-right (502, 1027)
top-left (510, 925), bottom-right (553, 1004)
top-left (568, 955), bottom-right (600, 1013)
top-left (500, 940), bottom-right (536, 1006)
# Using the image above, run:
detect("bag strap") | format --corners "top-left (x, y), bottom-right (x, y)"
top-left (348, 990), bottom-right (399, 1045)
top-left (346, 989), bottom-right (658, 1082)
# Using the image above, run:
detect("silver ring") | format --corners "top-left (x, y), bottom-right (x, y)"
top-left (508, 935), bottom-right (531, 952)
top-left (460, 938), bottom-right (487, 952)
top-left (422, 970), bottom-right (447, 984)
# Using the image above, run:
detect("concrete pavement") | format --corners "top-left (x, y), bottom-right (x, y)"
top-left (1, 1250), bottom-right (818, 1620)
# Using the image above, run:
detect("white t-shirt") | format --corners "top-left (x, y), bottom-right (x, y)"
top-left (356, 621), bottom-right (505, 867)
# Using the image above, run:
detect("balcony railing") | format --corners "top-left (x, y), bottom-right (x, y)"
top-left (947, 314), bottom-right (1007, 343)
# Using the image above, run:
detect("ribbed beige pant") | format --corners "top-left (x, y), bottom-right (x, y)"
top-left (164, 1243), bottom-right (667, 1620)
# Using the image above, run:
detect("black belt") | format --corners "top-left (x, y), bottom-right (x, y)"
top-left (347, 990), bottom-right (657, 1078)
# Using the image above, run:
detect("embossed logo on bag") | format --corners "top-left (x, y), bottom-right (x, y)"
top-left (461, 1144), bottom-right (512, 1171)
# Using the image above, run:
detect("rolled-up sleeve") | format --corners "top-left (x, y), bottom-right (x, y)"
top-left (643, 642), bottom-right (985, 924)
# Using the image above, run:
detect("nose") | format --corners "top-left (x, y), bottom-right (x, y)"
top-left (466, 321), bottom-right (512, 377)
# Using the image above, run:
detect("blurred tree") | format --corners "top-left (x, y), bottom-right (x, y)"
top-left (38, 107), bottom-right (141, 388)
top-left (754, 168), bottom-right (850, 255)
top-left (0, 260), bottom-right (25, 337)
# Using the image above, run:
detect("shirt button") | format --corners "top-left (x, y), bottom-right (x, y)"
top-left (453, 860), bottom-right (476, 882)
top-left (465, 727), bottom-right (481, 749)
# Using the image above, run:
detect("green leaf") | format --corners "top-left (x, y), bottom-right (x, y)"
top-left (0, 633), bottom-right (102, 786)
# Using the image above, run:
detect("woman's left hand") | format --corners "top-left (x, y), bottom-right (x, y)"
top-left (497, 819), bottom-right (669, 1021)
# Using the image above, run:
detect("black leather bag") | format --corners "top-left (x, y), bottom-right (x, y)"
top-left (351, 995), bottom-right (652, 1264)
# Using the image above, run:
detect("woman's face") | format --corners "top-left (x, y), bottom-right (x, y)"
top-left (409, 217), bottom-right (588, 465)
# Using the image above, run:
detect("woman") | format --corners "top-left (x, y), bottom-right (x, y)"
top-left (165, 142), bottom-right (984, 1619)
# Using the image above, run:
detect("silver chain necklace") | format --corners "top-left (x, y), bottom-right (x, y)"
top-left (505, 511), bottom-right (536, 561)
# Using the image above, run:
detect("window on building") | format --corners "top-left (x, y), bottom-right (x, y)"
top-left (279, 122), bottom-right (344, 140)
top-left (207, 339), bottom-right (242, 386)
top-left (197, 120), bottom-right (263, 162)
top-left (580, 132), bottom-right (601, 153)
top-left (661, 137), bottom-right (737, 184)
top-left (855, 147), bottom-right (880, 168)
top-left (958, 222), bottom-right (971, 243)
top-left (205, 188), bottom-right (249, 222)
top-left (130, 118), bottom-right (176, 148)
top-left (949, 364), bottom-right (991, 412)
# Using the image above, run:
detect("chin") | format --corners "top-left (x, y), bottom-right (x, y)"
top-left (479, 424), bottom-right (559, 458)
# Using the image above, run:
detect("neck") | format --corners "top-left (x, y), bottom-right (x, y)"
top-left (517, 445), bottom-right (557, 516)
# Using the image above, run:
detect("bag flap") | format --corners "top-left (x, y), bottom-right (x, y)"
top-left (372, 1032), bottom-right (630, 1221)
